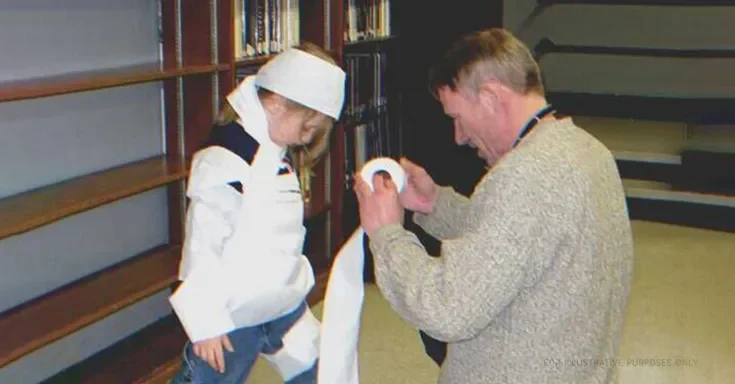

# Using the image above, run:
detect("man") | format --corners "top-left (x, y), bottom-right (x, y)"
top-left (354, 28), bottom-right (634, 383)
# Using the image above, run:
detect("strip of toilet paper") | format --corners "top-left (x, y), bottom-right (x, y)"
top-left (358, 157), bottom-right (407, 193)
top-left (317, 157), bottom-right (406, 384)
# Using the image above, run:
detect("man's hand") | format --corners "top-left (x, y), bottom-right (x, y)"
top-left (354, 172), bottom-right (404, 237)
top-left (399, 158), bottom-right (440, 214)
top-left (193, 334), bottom-right (234, 373)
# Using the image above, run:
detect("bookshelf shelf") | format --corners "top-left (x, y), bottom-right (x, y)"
top-left (41, 268), bottom-right (333, 384)
top-left (0, 244), bottom-right (181, 369)
top-left (235, 55), bottom-right (276, 67)
top-left (344, 35), bottom-right (399, 47)
top-left (41, 314), bottom-right (187, 384)
top-left (0, 156), bottom-right (188, 240)
top-left (39, 314), bottom-right (186, 384)
top-left (0, 63), bottom-right (229, 103)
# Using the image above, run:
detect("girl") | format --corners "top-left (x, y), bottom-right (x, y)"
top-left (169, 42), bottom-right (346, 384)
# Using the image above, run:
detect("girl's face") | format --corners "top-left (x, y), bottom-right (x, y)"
top-left (265, 96), bottom-right (328, 147)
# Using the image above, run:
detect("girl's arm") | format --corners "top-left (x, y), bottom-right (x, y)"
top-left (170, 149), bottom-right (246, 342)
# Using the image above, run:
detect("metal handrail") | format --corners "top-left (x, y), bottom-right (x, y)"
top-left (517, 0), bottom-right (735, 37)
top-left (533, 38), bottom-right (735, 60)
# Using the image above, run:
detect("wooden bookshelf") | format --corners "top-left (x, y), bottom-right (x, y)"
top-left (41, 269), bottom-right (332, 384)
top-left (0, 0), bottom-right (225, 380)
top-left (0, 156), bottom-right (188, 240)
top-left (0, 245), bottom-right (181, 369)
top-left (40, 315), bottom-right (187, 384)
top-left (0, 0), bottom-right (400, 381)
top-left (0, 63), bottom-right (228, 103)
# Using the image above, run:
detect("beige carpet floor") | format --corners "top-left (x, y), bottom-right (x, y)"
top-left (246, 220), bottom-right (735, 384)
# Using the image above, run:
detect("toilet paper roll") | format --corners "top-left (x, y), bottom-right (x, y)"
top-left (317, 158), bottom-right (405, 384)
top-left (359, 157), bottom-right (407, 193)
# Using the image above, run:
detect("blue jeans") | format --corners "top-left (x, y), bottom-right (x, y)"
top-left (172, 302), bottom-right (318, 384)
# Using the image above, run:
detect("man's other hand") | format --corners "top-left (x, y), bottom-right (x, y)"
top-left (399, 157), bottom-right (440, 214)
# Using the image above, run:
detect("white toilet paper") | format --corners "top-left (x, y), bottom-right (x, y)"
top-left (359, 157), bottom-right (406, 192)
top-left (317, 157), bottom-right (406, 384)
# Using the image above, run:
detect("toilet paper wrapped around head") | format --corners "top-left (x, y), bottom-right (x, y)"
top-left (254, 48), bottom-right (347, 120)
top-left (360, 157), bottom-right (406, 193)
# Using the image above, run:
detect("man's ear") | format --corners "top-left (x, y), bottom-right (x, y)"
top-left (477, 81), bottom-right (508, 112)
top-left (476, 82), bottom-right (497, 110)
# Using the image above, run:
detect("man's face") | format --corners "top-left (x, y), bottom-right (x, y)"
top-left (437, 86), bottom-right (504, 165)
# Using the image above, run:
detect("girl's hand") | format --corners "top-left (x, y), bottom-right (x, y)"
top-left (193, 334), bottom-right (234, 373)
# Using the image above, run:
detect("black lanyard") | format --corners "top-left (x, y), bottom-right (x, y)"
top-left (512, 104), bottom-right (555, 148)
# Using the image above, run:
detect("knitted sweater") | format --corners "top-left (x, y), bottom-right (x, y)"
top-left (369, 117), bottom-right (634, 384)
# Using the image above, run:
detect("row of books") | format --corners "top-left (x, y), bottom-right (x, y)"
top-left (342, 49), bottom-right (401, 188)
top-left (231, 0), bottom-right (393, 58)
top-left (345, 0), bottom-right (392, 43)
top-left (234, 0), bottom-right (301, 59)
top-left (339, 45), bottom-right (400, 245)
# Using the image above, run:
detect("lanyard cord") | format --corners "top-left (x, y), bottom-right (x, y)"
top-left (512, 104), bottom-right (556, 148)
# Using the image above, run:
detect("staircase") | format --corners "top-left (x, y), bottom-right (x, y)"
top-left (574, 116), bottom-right (735, 233)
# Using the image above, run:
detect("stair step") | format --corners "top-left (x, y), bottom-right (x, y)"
top-left (625, 186), bottom-right (735, 207)
top-left (613, 151), bottom-right (680, 164)
top-left (686, 120), bottom-right (735, 152)
top-left (622, 183), bottom-right (735, 233)
top-left (569, 117), bottom-right (735, 232)
top-left (613, 151), bottom-right (680, 185)
top-left (621, 179), bottom-right (671, 191)
top-left (575, 116), bottom-right (686, 155)
top-left (675, 145), bottom-right (735, 195)
top-left (685, 140), bottom-right (735, 154)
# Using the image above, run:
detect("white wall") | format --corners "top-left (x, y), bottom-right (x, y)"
top-left (504, 2), bottom-right (735, 98)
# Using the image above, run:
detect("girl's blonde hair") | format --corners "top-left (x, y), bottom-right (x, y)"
top-left (215, 41), bottom-right (338, 173)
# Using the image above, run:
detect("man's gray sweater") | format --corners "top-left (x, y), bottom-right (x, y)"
top-left (369, 117), bottom-right (634, 384)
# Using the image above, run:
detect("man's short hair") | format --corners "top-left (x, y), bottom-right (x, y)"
top-left (428, 28), bottom-right (544, 99)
